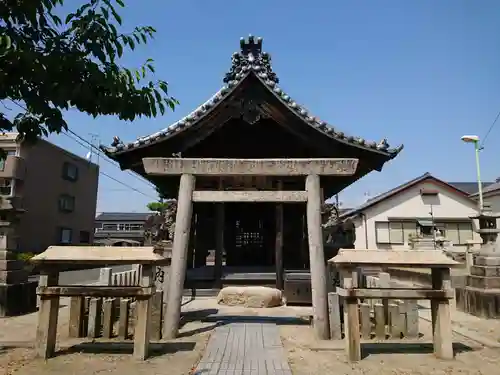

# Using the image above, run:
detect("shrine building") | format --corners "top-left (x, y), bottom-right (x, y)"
top-left (101, 35), bottom-right (403, 337)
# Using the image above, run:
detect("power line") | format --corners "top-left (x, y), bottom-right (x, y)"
top-left (7, 100), bottom-right (158, 200)
top-left (65, 129), bottom-right (154, 189)
top-left (62, 132), bottom-right (157, 200)
top-left (100, 170), bottom-right (157, 199)
top-left (481, 108), bottom-right (500, 148)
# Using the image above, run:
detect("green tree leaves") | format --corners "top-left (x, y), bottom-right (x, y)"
top-left (0, 0), bottom-right (178, 142)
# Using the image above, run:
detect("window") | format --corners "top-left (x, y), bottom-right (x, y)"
top-left (416, 220), bottom-right (446, 238)
top-left (0, 150), bottom-right (16, 171)
top-left (0, 178), bottom-right (13, 196)
top-left (444, 222), bottom-right (473, 245)
top-left (402, 222), bottom-right (417, 240)
top-left (118, 224), bottom-right (131, 231)
top-left (58, 194), bottom-right (75, 212)
top-left (375, 221), bottom-right (416, 245)
top-left (102, 223), bottom-right (118, 231)
top-left (59, 227), bottom-right (72, 244)
top-left (62, 162), bottom-right (79, 182)
top-left (115, 223), bottom-right (143, 231)
top-left (79, 231), bottom-right (90, 244)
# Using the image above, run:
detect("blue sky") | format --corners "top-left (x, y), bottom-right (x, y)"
top-left (47, 0), bottom-right (500, 213)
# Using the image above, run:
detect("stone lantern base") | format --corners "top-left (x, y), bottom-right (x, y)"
top-left (0, 250), bottom-right (38, 317)
top-left (456, 255), bottom-right (500, 318)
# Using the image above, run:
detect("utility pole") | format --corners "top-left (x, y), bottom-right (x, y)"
top-left (429, 204), bottom-right (436, 250)
top-left (88, 133), bottom-right (100, 166)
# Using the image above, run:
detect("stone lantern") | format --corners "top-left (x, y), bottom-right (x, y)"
top-left (455, 203), bottom-right (500, 318)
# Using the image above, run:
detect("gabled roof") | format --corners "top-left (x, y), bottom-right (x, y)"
top-left (95, 212), bottom-right (150, 221)
top-left (339, 172), bottom-right (476, 220)
top-left (100, 35), bottom-right (403, 158)
top-left (470, 180), bottom-right (500, 197)
top-left (448, 182), bottom-right (494, 196)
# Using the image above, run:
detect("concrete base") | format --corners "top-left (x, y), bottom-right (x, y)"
top-left (455, 286), bottom-right (500, 319)
top-left (0, 281), bottom-right (38, 317)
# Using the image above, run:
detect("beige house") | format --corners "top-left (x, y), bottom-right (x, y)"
top-left (0, 133), bottom-right (99, 253)
top-left (339, 173), bottom-right (482, 250)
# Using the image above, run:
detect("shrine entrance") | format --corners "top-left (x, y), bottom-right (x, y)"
top-left (225, 202), bottom-right (275, 267)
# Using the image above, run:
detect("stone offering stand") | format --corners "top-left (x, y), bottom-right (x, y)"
top-left (30, 246), bottom-right (170, 360)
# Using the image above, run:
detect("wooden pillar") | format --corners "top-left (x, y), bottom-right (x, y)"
top-left (275, 180), bottom-right (284, 290)
top-left (342, 268), bottom-right (361, 361)
top-left (186, 212), bottom-right (196, 269)
top-left (214, 179), bottom-right (224, 287)
top-left (431, 267), bottom-right (453, 359)
top-left (305, 174), bottom-right (330, 340)
top-left (35, 271), bottom-right (60, 359)
top-left (163, 173), bottom-right (195, 339)
top-left (134, 264), bottom-right (154, 360)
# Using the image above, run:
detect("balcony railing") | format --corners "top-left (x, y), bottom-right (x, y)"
top-left (0, 156), bottom-right (26, 180)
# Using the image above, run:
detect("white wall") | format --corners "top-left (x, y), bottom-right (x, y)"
top-left (353, 181), bottom-right (481, 250)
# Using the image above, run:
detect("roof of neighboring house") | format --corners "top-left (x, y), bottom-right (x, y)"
top-left (95, 212), bottom-right (150, 221)
top-left (339, 172), bottom-right (476, 220)
top-left (470, 180), bottom-right (500, 197)
top-left (448, 182), bottom-right (494, 196)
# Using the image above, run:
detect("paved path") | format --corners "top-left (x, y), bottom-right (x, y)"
top-left (194, 323), bottom-right (292, 375)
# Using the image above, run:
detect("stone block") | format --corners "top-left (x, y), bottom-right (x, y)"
top-left (0, 269), bottom-right (29, 284)
top-left (0, 260), bottom-right (24, 271)
top-left (468, 275), bottom-right (500, 289)
top-left (0, 281), bottom-right (38, 317)
top-left (475, 256), bottom-right (500, 267)
top-left (0, 250), bottom-right (16, 261)
top-left (150, 291), bottom-right (163, 340)
top-left (470, 265), bottom-right (500, 277)
top-left (456, 286), bottom-right (500, 318)
top-left (217, 286), bottom-right (283, 308)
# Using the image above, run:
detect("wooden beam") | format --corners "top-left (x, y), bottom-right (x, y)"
top-left (142, 158), bottom-right (359, 176)
top-left (336, 287), bottom-right (454, 300)
top-left (192, 190), bottom-right (307, 202)
top-left (37, 286), bottom-right (154, 298)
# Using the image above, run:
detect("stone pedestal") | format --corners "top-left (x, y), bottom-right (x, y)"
top-left (456, 208), bottom-right (500, 318)
top-left (0, 210), bottom-right (38, 317)
top-left (0, 249), bottom-right (37, 317)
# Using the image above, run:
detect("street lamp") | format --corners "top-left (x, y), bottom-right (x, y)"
top-left (461, 135), bottom-right (484, 211)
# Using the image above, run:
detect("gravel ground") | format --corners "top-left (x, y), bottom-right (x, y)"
top-left (280, 319), bottom-right (500, 375)
top-left (2, 296), bottom-right (500, 375)
top-left (0, 299), bottom-right (211, 375)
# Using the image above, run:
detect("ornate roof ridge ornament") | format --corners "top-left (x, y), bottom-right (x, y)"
top-left (224, 35), bottom-right (279, 86)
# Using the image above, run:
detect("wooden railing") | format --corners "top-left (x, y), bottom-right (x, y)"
top-left (69, 265), bottom-right (165, 341)
top-left (327, 271), bottom-right (419, 341)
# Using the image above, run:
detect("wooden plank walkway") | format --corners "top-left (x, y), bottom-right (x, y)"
top-left (193, 322), bottom-right (292, 375)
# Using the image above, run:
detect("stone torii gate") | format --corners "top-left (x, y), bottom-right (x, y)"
top-left (142, 157), bottom-right (359, 340)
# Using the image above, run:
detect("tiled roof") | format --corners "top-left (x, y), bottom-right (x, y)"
top-left (470, 180), bottom-right (500, 196)
top-left (100, 35), bottom-right (403, 157)
top-left (448, 182), bottom-right (494, 196)
top-left (95, 212), bottom-right (150, 221)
